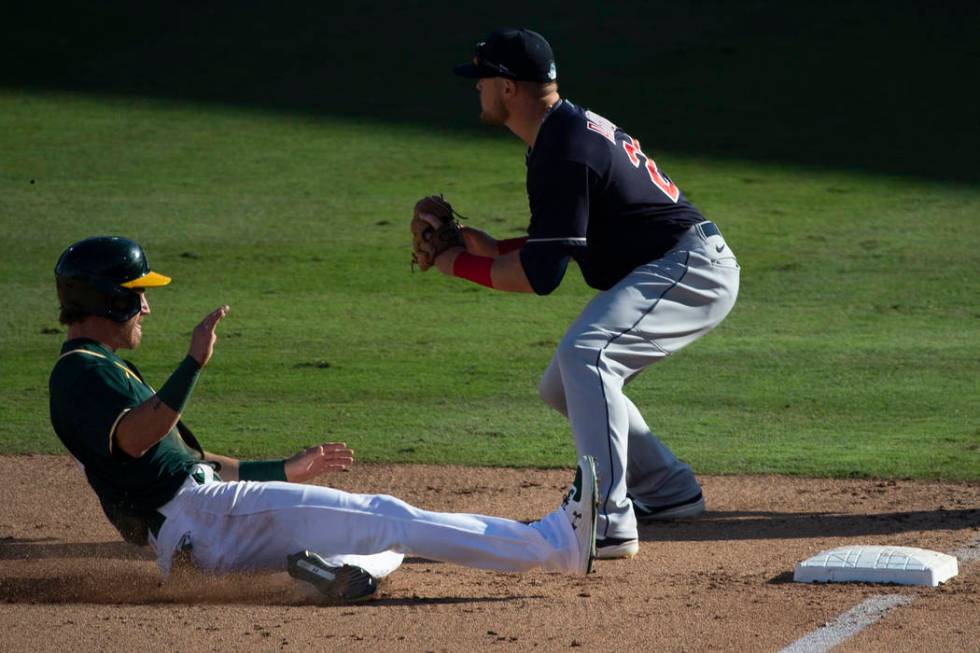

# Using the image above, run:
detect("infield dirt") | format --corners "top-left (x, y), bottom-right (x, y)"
top-left (1, 456), bottom-right (977, 652)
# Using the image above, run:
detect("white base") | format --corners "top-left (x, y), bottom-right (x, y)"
top-left (794, 545), bottom-right (959, 587)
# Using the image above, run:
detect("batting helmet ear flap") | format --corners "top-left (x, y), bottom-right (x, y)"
top-left (57, 275), bottom-right (142, 323)
top-left (106, 287), bottom-right (142, 322)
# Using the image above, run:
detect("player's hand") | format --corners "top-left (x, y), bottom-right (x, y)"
top-left (285, 443), bottom-right (355, 483)
top-left (422, 217), bottom-right (498, 256)
top-left (188, 305), bottom-right (229, 367)
top-left (460, 225), bottom-right (499, 257)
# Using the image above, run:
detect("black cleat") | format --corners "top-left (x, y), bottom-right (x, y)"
top-left (632, 491), bottom-right (705, 522)
top-left (287, 550), bottom-right (379, 602)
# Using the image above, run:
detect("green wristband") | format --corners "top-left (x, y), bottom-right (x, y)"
top-left (238, 460), bottom-right (288, 482)
top-left (156, 356), bottom-right (201, 413)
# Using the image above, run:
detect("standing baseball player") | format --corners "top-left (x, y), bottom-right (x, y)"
top-left (48, 235), bottom-right (599, 601)
top-left (418, 28), bottom-right (739, 559)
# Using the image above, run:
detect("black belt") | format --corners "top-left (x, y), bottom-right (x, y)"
top-left (697, 221), bottom-right (721, 239)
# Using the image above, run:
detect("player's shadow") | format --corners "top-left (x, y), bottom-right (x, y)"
top-left (0, 539), bottom-right (544, 606)
top-left (369, 595), bottom-right (545, 607)
top-left (0, 536), bottom-right (152, 560)
top-left (639, 507), bottom-right (980, 542)
top-left (0, 571), bottom-right (541, 605)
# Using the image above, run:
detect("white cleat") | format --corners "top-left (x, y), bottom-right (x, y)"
top-left (561, 455), bottom-right (599, 574)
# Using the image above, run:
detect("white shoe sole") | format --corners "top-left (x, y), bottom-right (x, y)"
top-left (596, 539), bottom-right (639, 559)
top-left (563, 456), bottom-right (599, 575)
top-left (580, 456), bottom-right (598, 574)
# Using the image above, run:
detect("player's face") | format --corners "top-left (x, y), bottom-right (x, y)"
top-left (120, 290), bottom-right (151, 349)
top-left (477, 78), bottom-right (509, 125)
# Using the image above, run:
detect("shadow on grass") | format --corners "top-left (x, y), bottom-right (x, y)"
top-left (2, 1), bottom-right (978, 183)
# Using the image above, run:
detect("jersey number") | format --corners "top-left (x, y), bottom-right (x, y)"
top-left (621, 137), bottom-right (680, 203)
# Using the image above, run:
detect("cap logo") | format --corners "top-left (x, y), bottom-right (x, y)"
top-left (548, 63), bottom-right (557, 80)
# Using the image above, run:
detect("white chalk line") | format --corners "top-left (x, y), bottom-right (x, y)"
top-left (777, 534), bottom-right (980, 653)
top-left (778, 594), bottom-right (914, 653)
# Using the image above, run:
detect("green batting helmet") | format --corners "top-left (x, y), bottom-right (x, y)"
top-left (55, 236), bottom-right (171, 323)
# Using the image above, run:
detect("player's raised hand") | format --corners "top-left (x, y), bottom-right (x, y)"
top-left (188, 305), bottom-right (230, 366)
top-left (285, 443), bottom-right (355, 483)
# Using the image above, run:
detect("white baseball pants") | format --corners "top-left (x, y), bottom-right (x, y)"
top-left (149, 464), bottom-right (580, 580)
top-left (539, 222), bottom-right (740, 539)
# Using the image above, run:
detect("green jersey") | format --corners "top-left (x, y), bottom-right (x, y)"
top-left (49, 338), bottom-right (205, 542)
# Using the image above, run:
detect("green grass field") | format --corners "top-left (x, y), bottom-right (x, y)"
top-left (1, 89), bottom-right (977, 479)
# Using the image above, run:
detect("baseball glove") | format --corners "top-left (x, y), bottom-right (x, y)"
top-left (411, 195), bottom-right (465, 271)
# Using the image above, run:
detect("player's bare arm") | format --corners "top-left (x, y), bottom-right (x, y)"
top-left (417, 211), bottom-right (533, 290)
top-left (412, 193), bottom-right (536, 291)
top-left (459, 225), bottom-right (500, 256)
top-left (115, 305), bottom-right (229, 458)
top-left (432, 245), bottom-right (534, 293)
top-left (202, 451), bottom-right (241, 480)
top-left (423, 217), bottom-right (519, 259)
top-left (204, 443), bottom-right (354, 483)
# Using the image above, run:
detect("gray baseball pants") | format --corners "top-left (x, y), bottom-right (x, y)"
top-left (539, 222), bottom-right (740, 539)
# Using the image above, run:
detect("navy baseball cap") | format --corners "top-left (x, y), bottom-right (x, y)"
top-left (454, 28), bottom-right (557, 82)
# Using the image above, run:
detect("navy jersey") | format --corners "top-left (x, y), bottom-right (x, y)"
top-left (520, 100), bottom-right (705, 293)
